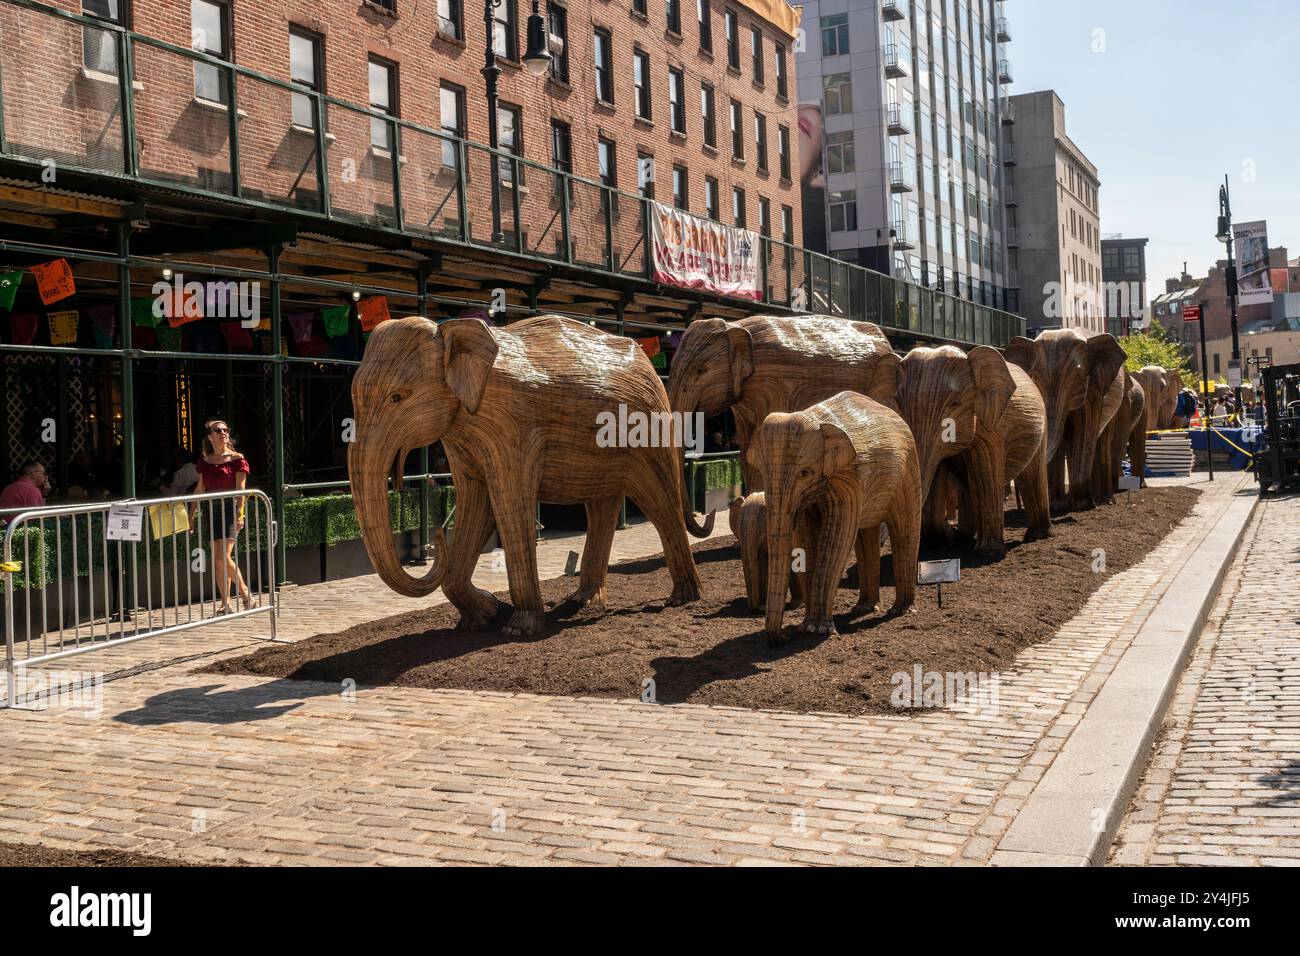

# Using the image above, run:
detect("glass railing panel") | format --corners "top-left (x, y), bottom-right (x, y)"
top-left (569, 177), bottom-right (607, 269)
top-left (515, 158), bottom-right (568, 261)
top-left (235, 72), bottom-right (320, 211)
top-left (324, 101), bottom-right (397, 228)
top-left (613, 192), bottom-right (647, 278)
top-left (131, 41), bottom-right (232, 193)
top-left (399, 125), bottom-right (465, 241)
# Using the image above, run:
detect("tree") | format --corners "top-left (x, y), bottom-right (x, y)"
top-left (1118, 319), bottom-right (1194, 382)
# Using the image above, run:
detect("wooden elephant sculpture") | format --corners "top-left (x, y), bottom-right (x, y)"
top-left (348, 315), bottom-right (702, 636)
top-left (1005, 329), bottom-right (1127, 511)
top-left (729, 493), bottom-right (804, 612)
top-left (748, 391), bottom-right (921, 639)
top-left (1133, 366), bottom-right (1178, 483)
top-left (1159, 370), bottom-right (1185, 428)
top-left (892, 344), bottom-right (1049, 553)
top-left (667, 315), bottom-right (898, 531)
top-left (1094, 370), bottom-right (1147, 502)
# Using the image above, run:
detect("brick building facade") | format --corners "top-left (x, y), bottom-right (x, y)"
top-left (32, 0), bottom-right (802, 251)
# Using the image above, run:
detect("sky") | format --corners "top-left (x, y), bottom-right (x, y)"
top-left (1010, 0), bottom-right (1300, 288)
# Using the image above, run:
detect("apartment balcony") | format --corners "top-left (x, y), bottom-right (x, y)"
top-left (998, 59), bottom-right (1013, 84)
top-left (1007, 267), bottom-right (1021, 288)
top-left (886, 103), bottom-right (912, 135)
top-left (888, 161), bottom-right (915, 193)
top-left (1004, 183), bottom-right (1017, 207)
top-left (891, 220), bottom-right (915, 250)
top-left (996, 17), bottom-right (1011, 43)
top-left (884, 45), bottom-right (911, 78)
top-left (1002, 142), bottom-right (1016, 166)
top-left (1000, 96), bottom-right (1015, 124)
top-left (882, 0), bottom-right (908, 21)
top-left (1006, 227), bottom-right (1020, 248)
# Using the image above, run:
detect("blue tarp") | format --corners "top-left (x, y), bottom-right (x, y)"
top-left (1186, 426), bottom-right (1263, 470)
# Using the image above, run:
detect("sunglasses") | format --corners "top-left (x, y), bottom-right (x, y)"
top-left (208, 426), bottom-right (229, 434)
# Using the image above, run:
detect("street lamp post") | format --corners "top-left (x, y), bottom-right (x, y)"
top-left (483, 0), bottom-right (552, 244)
top-left (1215, 174), bottom-right (1242, 412)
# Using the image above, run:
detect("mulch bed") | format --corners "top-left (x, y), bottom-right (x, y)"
top-left (0, 841), bottom-right (194, 867)
top-left (207, 486), bottom-right (1199, 717)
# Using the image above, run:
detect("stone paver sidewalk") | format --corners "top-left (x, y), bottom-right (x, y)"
top-left (1108, 491), bottom-right (1300, 867)
top-left (0, 475), bottom-right (1258, 865)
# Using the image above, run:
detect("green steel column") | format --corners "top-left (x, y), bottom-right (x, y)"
top-left (116, 221), bottom-right (135, 496)
top-left (269, 244), bottom-right (286, 583)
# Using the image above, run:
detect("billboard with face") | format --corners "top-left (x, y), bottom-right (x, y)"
top-left (1233, 220), bottom-right (1274, 306)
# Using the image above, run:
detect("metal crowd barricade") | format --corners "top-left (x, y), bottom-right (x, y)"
top-left (2, 489), bottom-right (278, 707)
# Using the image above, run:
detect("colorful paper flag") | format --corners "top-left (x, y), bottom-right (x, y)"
top-left (651, 350), bottom-right (667, 369)
top-left (280, 337), bottom-right (290, 356)
top-left (31, 259), bottom-right (75, 305)
top-left (155, 327), bottom-right (182, 351)
top-left (9, 313), bottom-right (38, 345)
top-left (86, 303), bottom-right (116, 337)
top-left (287, 311), bottom-right (315, 344)
top-left (0, 271), bottom-right (22, 311)
top-left (637, 336), bottom-right (661, 358)
top-left (131, 297), bottom-right (158, 328)
top-left (219, 322), bottom-right (253, 350)
top-left (322, 306), bottom-right (350, 338)
top-left (48, 310), bottom-right (79, 345)
top-left (357, 296), bottom-right (391, 332)
top-left (165, 288), bottom-right (202, 328)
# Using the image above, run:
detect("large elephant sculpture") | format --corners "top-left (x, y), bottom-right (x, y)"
top-left (1133, 365), bottom-right (1176, 482)
top-left (1005, 330), bottom-right (1127, 511)
top-left (1158, 370), bottom-right (1184, 429)
top-left (1094, 370), bottom-right (1146, 501)
top-left (348, 315), bottom-right (702, 636)
top-left (748, 390), bottom-right (921, 638)
top-left (891, 344), bottom-right (1049, 553)
top-left (667, 315), bottom-right (898, 532)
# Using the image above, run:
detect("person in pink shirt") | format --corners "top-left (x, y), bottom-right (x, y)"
top-left (0, 462), bottom-right (49, 517)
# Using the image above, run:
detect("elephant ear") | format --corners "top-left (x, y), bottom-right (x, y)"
top-left (820, 422), bottom-right (857, 476)
top-left (1087, 333), bottom-right (1127, 395)
top-left (969, 346), bottom-right (1016, 430)
top-left (440, 319), bottom-right (500, 415)
top-left (727, 323), bottom-right (755, 397)
top-left (1003, 336), bottom-right (1040, 376)
top-left (865, 351), bottom-right (902, 412)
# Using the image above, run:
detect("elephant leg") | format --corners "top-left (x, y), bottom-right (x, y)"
top-left (1048, 446), bottom-right (1068, 511)
top-left (1019, 438), bottom-right (1052, 541)
top-left (854, 525), bottom-right (882, 613)
top-left (1129, 424), bottom-right (1148, 488)
top-left (1091, 423), bottom-right (1116, 506)
top-left (630, 455), bottom-right (703, 605)
top-left (489, 486), bottom-right (547, 637)
top-left (567, 494), bottom-right (621, 609)
top-left (886, 489), bottom-right (921, 615)
top-left (963, 437), bottom-right (1008, 557)
top-left (799, 501), bottom-right (857, 635)
top-left (789, 508), bottom-right (819, 610)
top-left (442, 476), bottom-right (500, 629)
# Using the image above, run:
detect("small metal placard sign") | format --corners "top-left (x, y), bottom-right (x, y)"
top-left (1117, 475), bottom-right (1142, 492)
top-left (917, 558), bottom-right (960, 585)
top-left (106, 504), bottom-right (144, 542)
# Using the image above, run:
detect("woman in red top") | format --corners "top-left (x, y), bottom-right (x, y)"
top-left (190, 419), bottom-right (254, 614)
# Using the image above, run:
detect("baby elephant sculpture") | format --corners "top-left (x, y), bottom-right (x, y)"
top-left (729, 492), bottom-right (804, 613)
top-left (749, 391), bottom-right (921, 640)
top-left (349, 315), bottom-right (702, 636)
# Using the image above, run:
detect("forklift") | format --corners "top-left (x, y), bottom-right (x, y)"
top-left (1256, 362), bottom-right (1300, 494)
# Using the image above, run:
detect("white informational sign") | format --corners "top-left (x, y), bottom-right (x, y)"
top-left (1227, 359), bottom-right (1242, 388)
top-left (917, 558), bottom-right (961, 585)
top-left (1118, 475), bottom-right (1142, 492)
top-left (1233, 220), bottom-right (1274, 306)
top-left (106, 504), bottom-right (144, 542)
top-left (649, 201), bottom-right (762, 300)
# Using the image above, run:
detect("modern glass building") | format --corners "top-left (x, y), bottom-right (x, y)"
top-left (796, 0), bottom-right (1016, 312)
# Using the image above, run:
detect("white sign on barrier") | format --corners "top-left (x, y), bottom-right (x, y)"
top-left (106, 504), bottom-right (144, 542)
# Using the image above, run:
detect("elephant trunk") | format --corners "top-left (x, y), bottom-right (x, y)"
top-left (740, 525), bottom-right (766, 613)
top-left (349, 438), bottom-right (448, 597)
top-left (680, 461), bottom-right (716, 538)
top-left (764, 515), bottom-right (794, 636)
top-left (671, 394), bottom-right (715, 538)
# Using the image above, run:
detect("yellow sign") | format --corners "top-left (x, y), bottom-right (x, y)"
top-left (148, 502), bottom-right (190, 539)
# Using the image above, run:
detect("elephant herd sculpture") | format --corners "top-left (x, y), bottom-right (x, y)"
top-left (349, 313), bottom-right (1177, 642)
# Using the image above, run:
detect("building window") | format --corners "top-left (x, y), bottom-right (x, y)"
top-left (754, 112), bottom-right (767, 172)
top-left (729, 99), bottom-right (743, 159)
top-left (777, 124), bottom-right (790, 180)
top-left (439, 82), bottom-right (465, 167)
top-left (499, 103), bottom-right (522, 185)
top-left (829, 190), bottom-right (858, 232)
top-left (732, 186), bottom-right (746, 228)
top-left (751, 27), bottom-right (763, 83)
top-left (436, 0), bottom-right (462, 39)
top-left (594, 29), bottom-right (614, 104)
top-left (781, 204), bottom-right (793, 244)
top-left (774, 43), bottom-right (787, 100)
top-left (704, 176), bottom-right (719, 220)
top-left (701, 83), bottom-right (716, 148)
top-left (191, 0), bottom-right (231, 104)
top-left (598, 136), bottom-right (616, 211)
top-left (823, 73), bottom-right (852, 114)
top-left (1103, 247), bottom-right (1119, 271)
top-left (758, 196), bottom-right (770, 237)
top-left (367, 57), bottom-right (398, 149)
top-left (492, 0), bottom-right (517, 60)
top-left (668, 67), bottom-right (685, 134)
top-left (638, 151), bottom-right (655, 198)
top-left (82, 0), bottom-right (124, 75)
top-left (632, 0), bottom-right (646, 14)
top-left (666, 0), bottom-right (681, 34)
top-left (672, 165), bottom-right (688, 210)
top-left (821, 13), bottom-right (849, 56)
top-left (548, 3), bottom-right (569, 82)
top-left (551, 119), bottom-right (572, 173)
top-left (698, 0), bottom-right (712, 52)
top-left (633, 49), bottom-right (651, 120)
top-left (289, 29), bottom-right (322, 130)
top-left (724, 9), bottom-right (739, 70)
top-left (1123, 247), bottom-right (1141, 272)
top-left (825, 129), bottom-right (854, 173)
